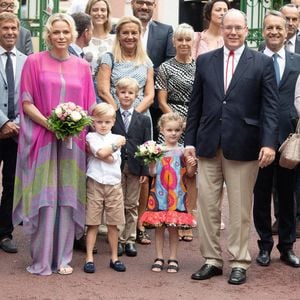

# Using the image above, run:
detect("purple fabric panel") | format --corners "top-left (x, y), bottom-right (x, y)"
top-left (26, 206), bottom-right (75, 276)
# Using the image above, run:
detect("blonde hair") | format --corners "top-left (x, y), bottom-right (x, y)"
top-left (173, 23), bottom-right (194, 41)
top-left (158, 112), bottom-right (185, 131)
top-left (85, 0), bottom-right (112, 33)
top-left (43, 13), bottom-right (77, 49)
top-left (0, 12), bottom-right (19, 28)
top-left (116, 77), bottom-right (139, 95)
top-left (113, 16), bottom-right (149, 65)
top-left (92, 102), bottom-right (116, 119)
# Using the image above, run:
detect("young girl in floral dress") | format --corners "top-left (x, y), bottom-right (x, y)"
top-left (141, 112), bottom-right (197, 273)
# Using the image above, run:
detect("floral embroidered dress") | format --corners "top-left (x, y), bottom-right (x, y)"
top-left (141, 146), bottom-right (196, 229)
top-left (13, 51), bottom-right (96, 239)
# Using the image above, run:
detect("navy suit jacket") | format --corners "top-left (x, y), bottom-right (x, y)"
top-left (184, 46), bottom-right (279, 161)
top-left (274, 50), bottom-right (300, 144)
top-left (147, 21), bottom-right (175, 75)
top-left (112, 110), bottom-right (151, 176)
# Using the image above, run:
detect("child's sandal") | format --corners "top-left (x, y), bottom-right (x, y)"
top-left (151, 258), bottom-right (164, 272)
top-left (167, 259), bottom-right (179, 273)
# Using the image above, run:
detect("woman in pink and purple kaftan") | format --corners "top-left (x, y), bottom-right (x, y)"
top-left (12, 13), bottom-right (96, 276)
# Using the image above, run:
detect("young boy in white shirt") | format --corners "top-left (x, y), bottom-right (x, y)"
top-left (84, 103), bottom-right (126, 273)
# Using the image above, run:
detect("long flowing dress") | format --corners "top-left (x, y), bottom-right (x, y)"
top-left (141, 146), bottom-right (196, 229)
top-left (13, 51), bottom-right (96, 275)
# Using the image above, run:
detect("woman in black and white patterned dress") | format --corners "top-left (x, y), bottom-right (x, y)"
top-left (155, 23), bottom-right (197, 242)
top-left (156, 23), bottom-right (196, 145)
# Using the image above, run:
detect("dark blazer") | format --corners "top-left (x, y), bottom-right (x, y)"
top-left (112, 110), bottom-right (151, 176)
top-left (16, 26), bottom-right (33, 56)
top-left (258, 35), bottom-right (300, 54)
top-left (275, 50), bottom-right (300, 144)
top-left (184, 46), bottom-right (279, 161)
top-left (147, 20), bottom-right (175, 75)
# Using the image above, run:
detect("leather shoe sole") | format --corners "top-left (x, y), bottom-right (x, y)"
top-left (256, 250), bottom-right (271, 266)
top-left (228, 267), bottom-right (246, 285)
top-left (191, 264), bottom-right (223, 280)
top-left (0, 238), bottom-right (18, 253)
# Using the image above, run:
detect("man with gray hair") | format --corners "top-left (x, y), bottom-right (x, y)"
top-left (185, 9), bottom-right (278, 285)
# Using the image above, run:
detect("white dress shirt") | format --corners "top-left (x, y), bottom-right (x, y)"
top-left (223, 45), bottom-right (245, 90)
top-left (0, 46), bottom-right (17, 78)
top-left (286, 34), bottom-right (296, 53)
top-left (264, 46), bottom-right (286, 81)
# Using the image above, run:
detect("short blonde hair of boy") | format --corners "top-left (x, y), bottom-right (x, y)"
top-left (158, 112), bottom-right (185, 131)
top-left (92, 102), bottom-right (116, 119)
top-left (173, 23), bottom-right (194, 41)
top-left (115, 77), bottom-right (139, 95)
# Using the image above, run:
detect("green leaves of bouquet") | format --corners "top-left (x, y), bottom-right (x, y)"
top-left (47, 102), bottom-right (92, 140)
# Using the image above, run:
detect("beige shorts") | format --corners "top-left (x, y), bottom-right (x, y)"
top-left (86, 177), bottom-right (125, 226)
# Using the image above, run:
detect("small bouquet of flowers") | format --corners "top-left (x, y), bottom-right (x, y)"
top-left (47, 102), bottom-right (92, 149)
top-left (135, 140), bottom-right (165, 165)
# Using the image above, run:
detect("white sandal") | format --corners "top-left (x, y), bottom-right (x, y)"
top-left (58, 265), bottom-right (73, 275)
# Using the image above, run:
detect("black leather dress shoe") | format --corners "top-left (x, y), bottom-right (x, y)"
top-left (191, 264), bottom-right (223, 280)
top-left (280, 250), bottom-right (300, 267)
top-left (228, 267), bottom-right (246, 285)
top-left (0, 238), bottom-right (18, 253)
top-left (125, 243), bottom-right (137, 257)
top-left (256, 250), bottom-right (271, 266)
top-left (74, 236), bottom-right (98, 254)
top-left (118, 242), bottom-right (124, 257)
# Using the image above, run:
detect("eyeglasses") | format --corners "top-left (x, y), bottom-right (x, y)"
top-left (135, 1), bottom-right (155, 8)
top-left (222, 26), bottom-right (246, 33)
top-left (0, 2), bottom-right (16, 9)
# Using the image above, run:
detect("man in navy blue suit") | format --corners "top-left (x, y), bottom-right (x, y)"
top-left (184, 9), bottom-right (278, 285)
top-left (253, 10), bottom-right (300, 269)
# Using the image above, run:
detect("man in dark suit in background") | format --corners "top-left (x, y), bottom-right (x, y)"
top-left (68, 12), bottom-right (93, 58)
top-left (184, 9), bottom-right (278, 285)
top-left (253, 11), bottom-right (300, 268)
top-left (0, 12), bottom-right (27, 253)
top-left (0, 0), bottom-right (33, 55)
top-left (131, 0), bottom-right (175, 245)
top-left (131, 0), bottom-right (175, 140)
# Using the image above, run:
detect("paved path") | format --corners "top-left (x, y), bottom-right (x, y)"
top-left (0, 196), bottom-right (299, 299)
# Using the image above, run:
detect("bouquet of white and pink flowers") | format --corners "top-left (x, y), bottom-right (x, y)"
top-left (135, 140), bottom-right (165, 165)
top-left (47, 102), bottom-right (92, 148)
